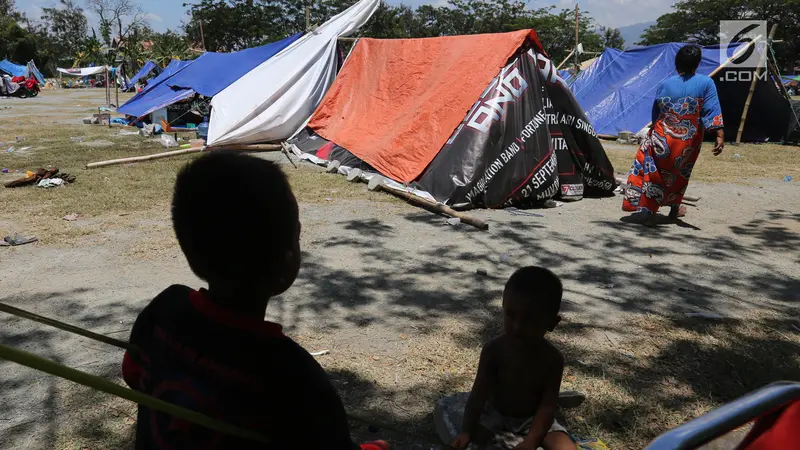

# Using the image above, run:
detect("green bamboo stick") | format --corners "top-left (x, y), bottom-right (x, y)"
top-left (0, 302), bottom-right (134, 353)
top-left (0, 343), bottom-right (270, 444)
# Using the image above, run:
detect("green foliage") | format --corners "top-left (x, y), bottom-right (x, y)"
top-left (639, 0), bottom-right (800, 71)
top-left (183, 0), bottom-right (608, 66)
top-left (602, 27), bottom-right (624, 50)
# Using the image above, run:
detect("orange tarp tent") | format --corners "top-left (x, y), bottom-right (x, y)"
top-left (308, 30), bottom-right (543, 183)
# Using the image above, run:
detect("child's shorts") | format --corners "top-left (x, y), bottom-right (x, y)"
top-left (480, 404), bottom-right (567, 449)
top-left (435, 392), bottom-right (570, 450)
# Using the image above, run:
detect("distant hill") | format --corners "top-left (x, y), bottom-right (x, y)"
top-left (618, 21), bottom-right (656, 47)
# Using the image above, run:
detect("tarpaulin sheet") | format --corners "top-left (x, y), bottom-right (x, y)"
top-left (166, 33), bottom-right (301, 97)
top-left (207, 0), bottom-right (380, 146)
top-left (128, 61), bottom-right (157, 86)
top-left (0, 59), bottom-right (45, 84)
top-left (57, 66), bottom-right (109, 76)
top-left (118, 35), bottom-right (299, 118)
top-left (118, 59), bottom-right (194, 117)
top-left (569, 42), bottom-right (791, 141)
top-left (308, 30), bottom-right (541, 183)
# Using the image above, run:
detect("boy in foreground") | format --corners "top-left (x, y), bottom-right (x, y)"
top-left (451, 267), bottom-right (575, 450)
top-left (121, 152), bottom-right (387, 450)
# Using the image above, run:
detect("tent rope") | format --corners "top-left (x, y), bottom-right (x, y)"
top-left (0, 301), bottom-right (454, 449)
top-left (569, 48), bottom-right (630, 99)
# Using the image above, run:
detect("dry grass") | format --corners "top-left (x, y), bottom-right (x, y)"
top-left (0, 115), bottom-right (394, 245)
top-left (604, 141), bottom-right (799, 183)
top-left (295, 311), bottom-right (799, 448)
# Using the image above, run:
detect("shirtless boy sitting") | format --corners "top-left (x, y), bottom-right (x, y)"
top-left (451, 266), bottom-right (575, 450)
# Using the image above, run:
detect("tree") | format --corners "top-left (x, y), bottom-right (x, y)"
top-left (602, 27), bottom-right (624, 49)
top-left (146, 31), bottom-right (192, 65)
top-left (39, 0), bottom-right (88, 68)
top-left (86, 0), bottom-right (148, 48)
top-left (639, 0), bottom-right (800, 71)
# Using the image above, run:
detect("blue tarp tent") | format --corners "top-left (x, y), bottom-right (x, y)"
top-left (128, 61), bottom-right (158, 86)
top-left (118, 33), bottom-right (301, 119)
top-left (0, 59), bottom-right (45, 85)
top-left (568, 42), bottom-right (791, 141)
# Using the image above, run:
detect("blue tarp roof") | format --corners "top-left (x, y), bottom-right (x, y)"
top-left (569, 42), bottom-right (747, 136)
top-left (118, 34), bottom-right (301, 119)
top-left (0, 59), bottom-right (45, 85)
top-left (128, 61), bottom-right (158, 86)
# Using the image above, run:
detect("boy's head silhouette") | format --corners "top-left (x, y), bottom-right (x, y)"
top-left (172, 152), bottom-right (301, 303)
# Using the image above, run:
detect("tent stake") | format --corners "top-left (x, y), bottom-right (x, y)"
top-left (735, 24), bottom-right (778, 144)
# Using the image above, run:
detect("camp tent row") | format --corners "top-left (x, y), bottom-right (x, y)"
top-left (0, 59), bottom-right (45, 85)
top-left (568, 42), bottom-right (797, 142)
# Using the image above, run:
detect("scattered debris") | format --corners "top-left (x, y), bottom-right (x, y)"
top-left (309, 350), bottom-right (330, 357)
top-left (6, 146), bottom-right (13, 153)
top-left (70, 136), bottom-right (84, 143)
top-left (732, 153), bottom-right (744, 158)
top-left (785, 175), bottom-right (793, 182)
top-left (37, 178), bottom-right (64, 188)
top-left (117, 130), bottom-right (139, 136)
top-left (159, 134), bottom-right (178, 148)
top-left (499, 252), bottom-right (510, 263)
top-left (2, 234), bottom-right (38, 246)
top-left (476, 268), bottom-right (488, 276)
top-left (325, 197), bottom-right (333, 201)
top-left (62, 213), bottom-right (80, 221)
top-left (445, 217), bottom-right (461, 226)
top-left (3, 167), bottom-right (75, 188)
top-left (15, 136), bottom-right (25, 142)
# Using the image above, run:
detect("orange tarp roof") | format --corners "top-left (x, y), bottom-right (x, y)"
top-left (308, 30), bottom-right (542, 183)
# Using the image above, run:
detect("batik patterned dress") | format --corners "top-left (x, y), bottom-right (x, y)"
top-left (622, 74), bottom-right (723, 214)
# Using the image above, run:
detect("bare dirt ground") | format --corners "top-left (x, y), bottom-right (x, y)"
top-left (1, 90), bottom-right (798, 449)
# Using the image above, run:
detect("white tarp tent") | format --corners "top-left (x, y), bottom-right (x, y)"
top-left (57, 66), bottom-right (110, 76)
top-left (207, 0), bottom-right (379, 146)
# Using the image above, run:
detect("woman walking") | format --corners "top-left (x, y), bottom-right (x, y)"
top-left (622, 44), bottom-right (725, 225)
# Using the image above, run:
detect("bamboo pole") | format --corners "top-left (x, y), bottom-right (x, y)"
top-left (199, 19), bottom-right (206, 51)
top-left (0, 302), bottom-right (133, 352)
top-left (557, 50), bottom-right (574, 70)
top-left (368, 177), bottom-right (489, 230)
top-left (0, 343), bottom-right (271, 444)
top-left (86, 148), bottom-right (203, 169)
top-left (736, 25), bottom-right (778, 143)
top-left (574, 4), bottom-right (580, 76)
top-left (768, 58), bottom-right (791, 100)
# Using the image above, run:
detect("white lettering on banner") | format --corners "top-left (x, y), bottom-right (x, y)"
top-left (466, 66), bottom-right (529, 133)
top-left (519, 109), bottom-right (547, 143)
top-left (576, 118), bottom-right (597, 137)
top-left (465, 140), bottom-right (522, 203)
top-left (552, 137), bottom-right (568, 150)
top-left (531, 151), bottom-right (558, 190)
top-left (536, 179), bottom-right (560, 200)
top-left (527, 49), bottom-right (568, 87)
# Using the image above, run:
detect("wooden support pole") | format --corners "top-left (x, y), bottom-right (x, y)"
top-left (306, 5), bottom-right (310, 31)
top-left (736, 24), bottom-right (778, 144)
top-left (86, 148), bottom-right (203, 168)
top-left (574, 4), bottom-right (580, 76)
top-left (199, 19), bottom-right (206, 51)
top-left (367, 176), bottom-right (489, 230)
top-left (557, 50), bottom-right (574, 70)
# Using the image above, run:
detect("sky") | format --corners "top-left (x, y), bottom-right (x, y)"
top-left (18, 0), bottom-right (673, 33)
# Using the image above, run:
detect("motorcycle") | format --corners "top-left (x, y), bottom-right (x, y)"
top-left (1, 75), bottom-right (40, 98)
